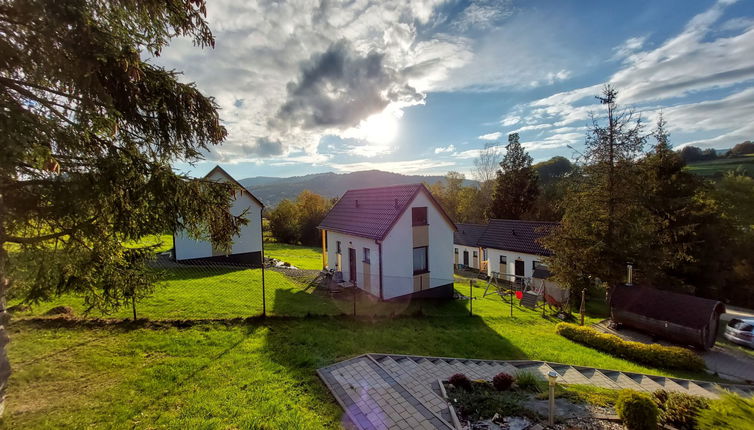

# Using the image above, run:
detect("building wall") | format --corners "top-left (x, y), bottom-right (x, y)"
top-left (485, 248), bottom-right (545, 280)
top-left (175, 172), bottom-right (262, 261)
top-left (381, 191), bottom-right (455, 300)
top-left (324, 231), bottom-right (381, 297)
top-left (454, 244), bottom-right (482, 269)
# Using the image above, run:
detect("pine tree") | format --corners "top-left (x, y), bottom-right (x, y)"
top-left (0, 0), bottom-right (242, 413)
top-left (543, 85), bottom-right (646, 289)
top-left (487, 133), bottom-right (539, 220)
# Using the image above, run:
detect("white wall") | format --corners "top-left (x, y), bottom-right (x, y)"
top-left (175, 170), bottom-right (262, 260)
top-left (381, 191), bottom-right (455, 299)
top-left (486, 248), bottom-right (544, 280)
top-left (454, 244), bottom-right (481, 269)
top-left (325, 231), bottom-right (381, 297)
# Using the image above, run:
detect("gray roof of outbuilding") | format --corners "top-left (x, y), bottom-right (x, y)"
top-left (477, 219), bottom-right (558, 256)
top-left (454, 223), bottom-right (487, 247)
top-left (317, 183), bottom-right (456, 240)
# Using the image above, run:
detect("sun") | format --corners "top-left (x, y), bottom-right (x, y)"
top-left (345, 108), bottom-right (401, 145)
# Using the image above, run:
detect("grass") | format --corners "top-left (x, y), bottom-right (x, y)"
top-left (263, 242), bottom-right (323, 270)
top-left (123, 234), bottom-right (174, 254)
top-left (686, 156), bottom-right (754, 177)
top-left (4, 311), bottom-right (708, 430)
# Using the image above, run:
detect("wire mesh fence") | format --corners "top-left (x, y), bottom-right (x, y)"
top-left (10, 250), bottom-right (551, 320)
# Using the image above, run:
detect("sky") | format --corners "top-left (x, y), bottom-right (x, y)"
top-left (158, 0), bottom-right (754, 179)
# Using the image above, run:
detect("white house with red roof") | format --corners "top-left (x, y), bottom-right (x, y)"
top-left (317, 183), bottom-right (457, 300)
top-left (173, 165), bottom-right (265, 266)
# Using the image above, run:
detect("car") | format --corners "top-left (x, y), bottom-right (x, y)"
top-left (724, 318), bottom-right (754, 349)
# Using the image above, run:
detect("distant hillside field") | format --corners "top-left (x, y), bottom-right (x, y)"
top-left (685, 155), bottom-right (754, 177)
top-left (240, 169), bottom-right (478, 206)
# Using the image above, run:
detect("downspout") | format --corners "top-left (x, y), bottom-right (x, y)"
top-left (377, 239), bottom-right (383, 301)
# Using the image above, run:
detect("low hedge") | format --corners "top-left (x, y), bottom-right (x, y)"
top-left (555, 323), bottom-right (705, 372)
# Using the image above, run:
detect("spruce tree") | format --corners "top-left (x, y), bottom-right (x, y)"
top-left (487, 133), bottom-right (539, 220)
top-left (0, 0), bottom-right (244, 413)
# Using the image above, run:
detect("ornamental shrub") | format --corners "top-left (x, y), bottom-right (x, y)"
top-left (492, 372), bottom-right (514, 391)
top-left (448, 373), bottom-right (472, 391)
top-left (616, 390), bottom-right (659, 430)
top-left (514, 370), bottom-right (545, 393)
top-left (555, 323), bottom-right (705, 372)
top-left (660, 392), bottom-right (709, 430)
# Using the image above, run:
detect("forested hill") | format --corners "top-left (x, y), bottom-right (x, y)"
top-left (239, 170), bottom-right (478, 206)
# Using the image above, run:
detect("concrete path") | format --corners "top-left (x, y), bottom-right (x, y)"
top-left (318, 353), bottom-right (753, 430)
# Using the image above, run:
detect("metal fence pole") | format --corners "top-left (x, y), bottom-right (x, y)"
top-left (132, 295), bottom-right (137, 321)
top-left (353, 286), bottom-right (356, 317)
top-left (260, 216), bottom-right (266, 317)
top-left (469, 279), bottom-right (473, 317)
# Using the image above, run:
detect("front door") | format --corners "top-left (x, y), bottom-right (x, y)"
top-left (463, 251), bottom-right (469, 266)
top-left (514, 260), bottom-right (525, 279)
top-left (348, 248), bottom-right (357, 284)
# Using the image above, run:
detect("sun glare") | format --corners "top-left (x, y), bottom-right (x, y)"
top-left (345, 108), bottom-right (400, 145)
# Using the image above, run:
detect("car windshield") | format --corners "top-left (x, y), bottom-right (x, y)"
top-left (728, 319), bottom-right (754, 331)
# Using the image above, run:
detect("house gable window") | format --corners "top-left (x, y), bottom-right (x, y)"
top-left (336, 241), bottom-right (341, 254)
top-left (473, 251), bottom-right (478, 258)
top-left (413, 246), bottom-right (428, 274)
top-left (412, 207), bottom-right (428, 226)
top-left (454, 248), bottom-right (458, 255)
top-left (363, 248), bottom-right (370, 263)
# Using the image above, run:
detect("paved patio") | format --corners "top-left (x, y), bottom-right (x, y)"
top-left (318, 353), bottom-right (754, 430)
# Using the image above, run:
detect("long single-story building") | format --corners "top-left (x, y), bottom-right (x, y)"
top-left (453, 223), bottom-right (487, 270)
top-left (477, 219), bottom-right (558, 281)
top-left (173, 165), bottom-right (265, 265)
top-left (317, 183), bottom-right (457, 300)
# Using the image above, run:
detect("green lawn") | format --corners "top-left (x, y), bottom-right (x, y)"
top-left (263, 242), bottom-right (323, 270)
top-left (686, 156), bottom-right (754, 177)
top-left (3, 306), bottom-right (712, 429)
top-left (123, 234), bottom-right (174, 254)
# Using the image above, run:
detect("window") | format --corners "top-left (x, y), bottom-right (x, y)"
top-left (363, 248), bottom-right (370, 263)
top-left (413, 246), bottom-right (428, 274)
top-left (499, 255), bottom-right (507, 264)
top-left (412, 207), bottom-right (428, 226)
top-left (473, 251), bottom-right (478, 258)
top-left (483, 249), bottom-right (488, 260)
top-left (336, 241), bottom-right (341, 254)
top-left (454, 248), bottom-right (458, 255)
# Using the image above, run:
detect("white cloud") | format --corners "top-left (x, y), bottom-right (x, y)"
top-left (434, 144), bottom-right (456, 154)
top-left (452, 0), bottom-right (514, 31)
top-left (500, 115), bottom-right (521, 127)
top-left (478, 132), bottom-right (502, 141)
top-left (500, 0), bottom-right (754, 151)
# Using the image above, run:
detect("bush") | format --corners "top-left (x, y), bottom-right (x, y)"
top-left (492, 372), bottom-right (514, 391)
top-left (514, 370), bottom-right (545, 393)
top-left (555, 323), bottom-right (705, 372)
top-left (448, 373), bottom-right (472, 391)
top-left (696, 392), bottom-right (754, 430)
top-left (660, 392), bottom-right (709, 430)
top-left (616, 390), bottom-right (659, 430)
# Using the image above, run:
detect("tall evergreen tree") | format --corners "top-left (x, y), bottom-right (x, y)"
top-left (638, 115), bottom-right (704, 290)
top-left (543, 85), bottom-right (646, 289)
top-left (0, 0), bottom-right (242, 413)
top-left (487, 133), bottom-right (539, 220)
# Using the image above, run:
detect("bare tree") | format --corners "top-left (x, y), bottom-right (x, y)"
top-left (471, 142), bottom-right (502, 221)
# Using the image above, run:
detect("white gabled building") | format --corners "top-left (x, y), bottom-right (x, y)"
top-left (173, 165), bottom-right (265, 265)
top-left (317, 183), bottom-right (457, 300)
top-left (453, 223), bottom-right (488, 270)
top-left (477, 219), bottom-right (558, 281)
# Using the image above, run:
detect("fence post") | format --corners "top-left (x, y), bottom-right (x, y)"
top-left (353, 286), bottom-right (356, 317)
top-left (260, 216), bottom-right (266, 317)
top-left (580, 288), bottom-right (586, 326)
top-left (469, 279), bottom-right (473, 316)
top-left (132, 295), bottom-right (137, 321)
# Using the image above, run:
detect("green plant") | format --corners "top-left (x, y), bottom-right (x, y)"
top-left (448, 373), bottom-right (472, 391)
top-left (514, 370), bottom-right (545, 393)
top-left (492, 372), bottom-right (513, 391)
top-left (616, 390), bottom-right (659, 430)
top-left (445, 381), bottom-right (527, 421)
top-left (555, 323), bottom-right (705, 372)
top-left (696, 392), bottom-right (754, 430)
top-left (660, 392), bottom-right (709, 430)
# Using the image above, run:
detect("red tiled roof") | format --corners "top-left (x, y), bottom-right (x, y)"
top-left (477, 219), bottom-right (558, 256)
top-left (317, 183), bottom-right (455, 240)
top-left (454, 223), bottom-right (487, 247)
